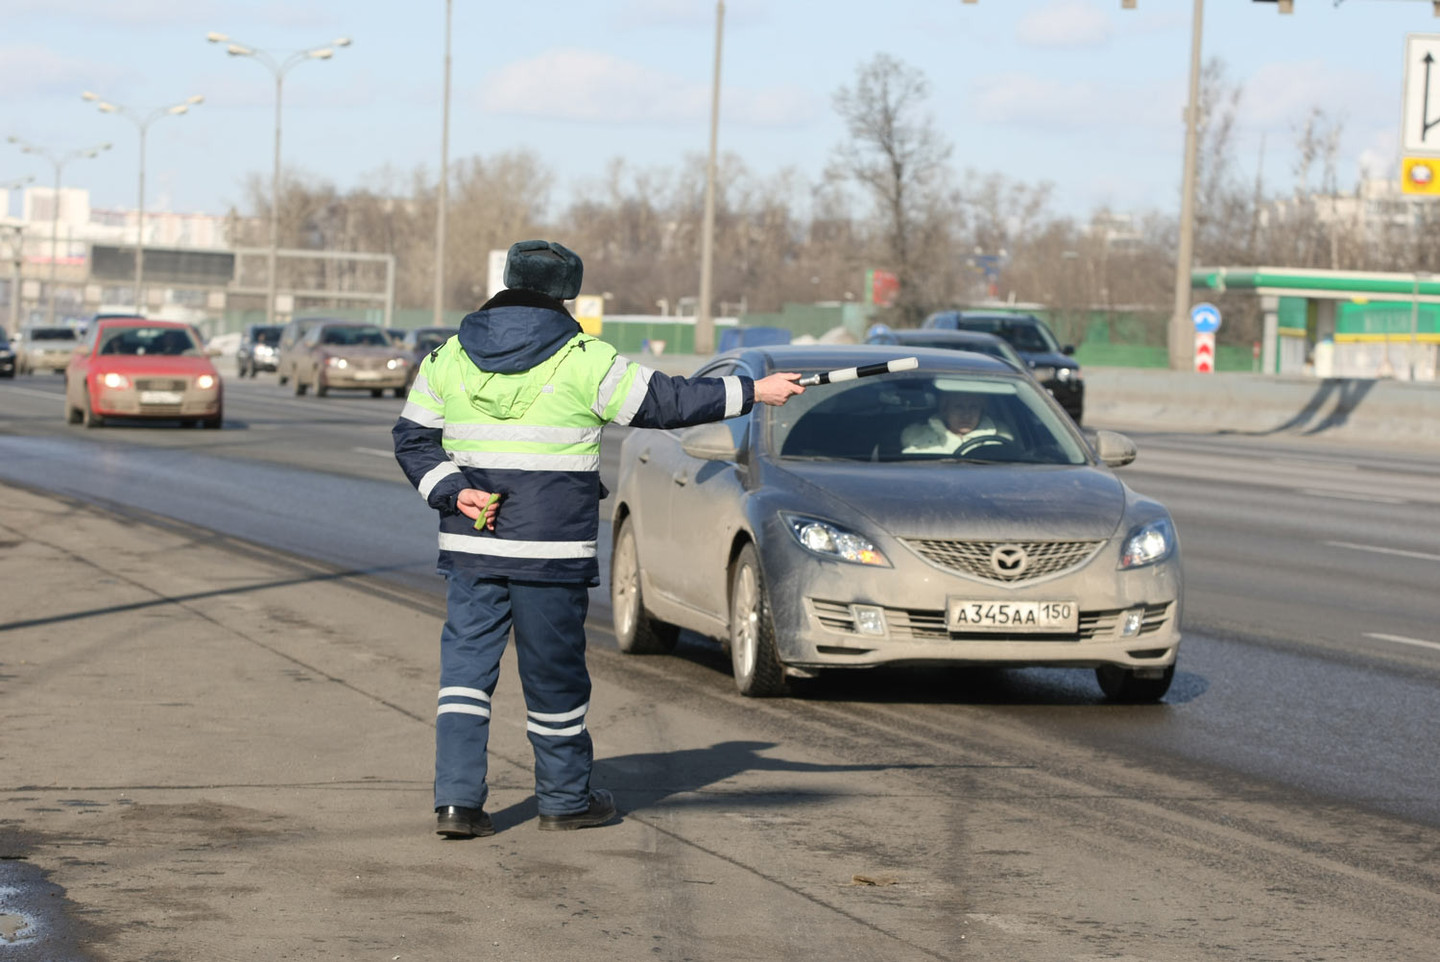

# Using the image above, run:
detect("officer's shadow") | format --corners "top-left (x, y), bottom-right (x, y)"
top-left (488, 740), bottom-right (945, 832)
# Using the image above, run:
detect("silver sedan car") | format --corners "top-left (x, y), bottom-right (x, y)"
top-left (610, 346), bottom-right (1181, 701)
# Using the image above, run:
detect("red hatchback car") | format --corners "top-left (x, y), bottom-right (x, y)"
top-left (65, 318), bottom-right (223, 429)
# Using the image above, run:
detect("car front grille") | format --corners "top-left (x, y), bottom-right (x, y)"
top-left (809, 600), bottom-right (1172, 643)
top-left (901, 538), bottom-right (1104, 584)
top-left (136, 379), bottom-right (187, 391)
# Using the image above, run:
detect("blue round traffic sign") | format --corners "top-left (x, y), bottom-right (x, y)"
top-left (1191, 302), bottom-right (1222, 333)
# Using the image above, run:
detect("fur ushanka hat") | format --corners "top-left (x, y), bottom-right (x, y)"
top-left (503, 240), bottom-right (584, 301)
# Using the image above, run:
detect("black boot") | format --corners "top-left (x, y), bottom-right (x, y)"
top-left (435, 805), bottom-right (494, 839)
top-left (536, 789), bottom-right (617, 831)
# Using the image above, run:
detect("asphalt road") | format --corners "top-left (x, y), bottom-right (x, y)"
top-left (3, 368), bottom-right (1440, 956)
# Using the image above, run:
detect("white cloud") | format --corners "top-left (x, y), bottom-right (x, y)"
top-left (971, 71), bottom-right (1173, 130)
top-left (1238, 60), bottom-right (1387, 130)
top-left (478, 49), bottom-right (815, 127)
top-left (1016, 0), bottom-right (1113, 49)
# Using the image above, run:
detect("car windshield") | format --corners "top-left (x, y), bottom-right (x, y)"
top-left (321, 326), bottom-right (389, 347)
top-left (958, 318), bottom-right (1061, 354)
top-left (767, 372), bottom-right (1088, 465)
top-left (28, 327), bottom-right (76, 343)
top-left (416, 332), bottom-right (450, 352)
top-left (99, 326), bottom-right (200, 356)
top-left (252, 326), bottom-right (283, 345)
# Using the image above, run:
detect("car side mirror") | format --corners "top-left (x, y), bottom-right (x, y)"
top-left (680, 421), bottom-right (740, 462)
top-left (1062, 344), bottom-right (1076, 356)
top-left (1093, 430), bottom-right (1136, 468)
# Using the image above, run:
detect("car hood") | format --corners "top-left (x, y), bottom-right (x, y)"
top-left (761, 459), bottom-right (1126, 541)
top-left (91, 355), bottom-right (217, 376)
top-left (1018, 351), bottom-right (1079, 370)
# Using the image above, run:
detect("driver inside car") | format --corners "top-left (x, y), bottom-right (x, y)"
top-left (900, 387), bottom-right (1008, 454)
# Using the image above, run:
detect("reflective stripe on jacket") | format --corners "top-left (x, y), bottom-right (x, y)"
top-left (393, 332), bottom-right (754, 583)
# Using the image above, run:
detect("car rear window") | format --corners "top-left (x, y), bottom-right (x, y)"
top-left (28, 327), bottom-right (76, 342)
top-left (768, 372), bottom-right (1087, 465)
top-left (959, 318), bottom-right (1060, 354)
top-left (99, 327), bottom-right (200, 356)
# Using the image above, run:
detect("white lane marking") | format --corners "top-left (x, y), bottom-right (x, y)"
top-left (1297, 488), bottom-right (1406, 505)
top-left (1327, 540), bottom-right (1440, 563)
top-left (352, 447), bottom-right (395, 458)
top-left (0, 386), bottom-right (67, 401)
top-left (1274, 457), bottom-right (1359, 471)
top-left (1365, 632), bottom-right (1440, 653)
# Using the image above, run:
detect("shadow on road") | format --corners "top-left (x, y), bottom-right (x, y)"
top-left (1218, 378), bottom-right (1376, 438)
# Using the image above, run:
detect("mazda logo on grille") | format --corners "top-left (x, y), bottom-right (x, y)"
top-left (990, 545), bottom-right (1029, 576)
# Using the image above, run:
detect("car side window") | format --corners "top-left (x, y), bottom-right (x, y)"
top-left (302, 327), bottom-right (322, 347)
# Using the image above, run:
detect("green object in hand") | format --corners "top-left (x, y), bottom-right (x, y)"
top-left (474, 491), bottom-right (501, 530)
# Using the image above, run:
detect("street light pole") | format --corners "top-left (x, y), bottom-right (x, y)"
top-left (6, 138), bottom-right (111, 325)
top-left (1169, 0), bottom-right (1204, 372)
top-left (81, 92), bottom-right (204, 314)
top-left (434, 0), bottom-right (452, 327)
top-left (696, 0), bottom-right (724, 356)
top-left (2, 176), bottom-right (33, 337)
top-left (207, 32), bottom-right (351, 326)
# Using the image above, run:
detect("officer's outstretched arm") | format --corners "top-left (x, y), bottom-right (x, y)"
top-left (593, 357), bottom-right (756, 430)
top-left (392, 357), bottom-right (467, 512)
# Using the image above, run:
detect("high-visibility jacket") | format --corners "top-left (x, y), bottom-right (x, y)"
top-left (392, 294), bottom-right (754, 584)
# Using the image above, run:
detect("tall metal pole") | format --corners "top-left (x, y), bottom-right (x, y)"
top-left (1411, 272), bottom-right (1422, 382)
top-left (47, 161), bottom-right (61, 325)
top-left (434, 0), bottom-right (452, 327)
top-left (135, 124), bottom-right (148, 312)
top-left (269, 71), bottom-right (284, 326)
top-left (6, 226), bottom-right (22, 337)
top-left (696, 0), bottom-right (725, 356)
top-left (1169, 0), bottom-right (1204, 371)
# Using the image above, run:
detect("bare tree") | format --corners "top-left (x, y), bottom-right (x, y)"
top-left (830, 54), bottom-right (953, 324)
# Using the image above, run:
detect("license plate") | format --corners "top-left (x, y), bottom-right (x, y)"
top-left (947, 599), bottom-right (1078, 633)
top-left (140, 390), bottom-right (184, 404)
top-left (353, 370), bottom-right (382, 380)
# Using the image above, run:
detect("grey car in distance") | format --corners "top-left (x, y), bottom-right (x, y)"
top-left (610, 345), bottom-right (1181, 701)
top-left (237, 324), bottom-right (284, 377)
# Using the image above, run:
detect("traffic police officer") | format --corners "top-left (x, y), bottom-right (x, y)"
top-left (392, 240), bottom-right (803, 837)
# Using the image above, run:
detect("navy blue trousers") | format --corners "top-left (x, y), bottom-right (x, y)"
top-left (434, 576), bottom-right (594, 816)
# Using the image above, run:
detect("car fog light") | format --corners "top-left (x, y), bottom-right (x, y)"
top-left (101, 372), bottom-right (130, 389)
top-left (386, 357), bottom-right (408, 370)
top-left (326, 356), bottom-right (348, 368)
top-left (850, 605), bottom-right (887, 636)
top-left (196, 374), bottom-right (217, 390)
top-left (1120, 608), bottom-right (1145, 637)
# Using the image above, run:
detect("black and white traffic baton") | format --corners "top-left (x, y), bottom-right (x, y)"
top-left (795, 356), bottom-right (918, 387)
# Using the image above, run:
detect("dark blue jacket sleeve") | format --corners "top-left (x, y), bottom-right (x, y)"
top-left (625, 371), bottom-right (756, 430)
top-left (392, 361), bottom-right (468, 512)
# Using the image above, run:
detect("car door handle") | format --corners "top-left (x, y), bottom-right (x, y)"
top-left (638, 449), bottom-right (650, 463)
top-left (672, 471), bottom-right (688, 487)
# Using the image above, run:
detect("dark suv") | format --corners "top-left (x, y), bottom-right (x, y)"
top-left (922, 311), bottom-right (1083, 422)
top-left (0, 331), bottom-right (15, 377)
top-left (237, 324), bottom-right (284, 377)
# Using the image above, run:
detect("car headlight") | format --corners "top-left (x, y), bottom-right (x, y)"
top-left (1119, 518), bottom-right (1175, 569)
top-left (1055, 367), bottom-right (1081, 382)
top-left (783, 514), bottom-right (890, 567)
top-left (255, 344), bottom-right (275, 356)
top-left (326, 356), bottom-right (348, 368)
top-left (386, 357), bottom-right (409, 370)
top-left (100, 372), bottom-right (131, 389)
top-left (196, 374), bottom-right (218, 390)
top-left (0, 349), bottom-right (12, 358)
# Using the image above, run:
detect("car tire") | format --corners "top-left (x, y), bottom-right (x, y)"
top-left (370, 388), bottom-right (383, 398)
top-left (611, 516), bottom-right (680, 655)
top-left (202, 415), bottom-right (222, 430)
top-left (65, 391), bottom-right (82, 424)
top-left (728, 543), bottom-right (790, 697)
top-left (278, 368), bottom-right (289, 386)
top-left (294, 370), bottom-right (307, 396)
top-left (82, 391), bottom-right (104, 429)
top-left (392, 387), bottom-right (405, 399)
top-left (1096, 664), bottom-right (1174, 703)
top-left (315, 373), bottom-right (329, 398)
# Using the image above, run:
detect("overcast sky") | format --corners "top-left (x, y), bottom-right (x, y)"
top-left (3, 0), bottom-right (1432, 223)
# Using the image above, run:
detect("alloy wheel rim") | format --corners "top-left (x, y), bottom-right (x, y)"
top-left (732, 563), bottom-right (758, 679)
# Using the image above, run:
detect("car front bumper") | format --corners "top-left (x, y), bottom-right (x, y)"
top-left (760, 522), bottom-right (1180, 672)
top-left (1040, 377), bottom-right (1084, 420)
top-left (95, 387), bottom-right (221, 418)
top-left (321, 370), bottom-right (408, 390)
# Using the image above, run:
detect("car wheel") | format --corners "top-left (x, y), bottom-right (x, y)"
top-left (202, 414), bottom-right (222, 430)
top-left (315, 373), bottom-right (329, 398)
top-left (65, 390), bottom-right (82, 424)
top-left (370, 388), bottom-right (383, 398)
top-left (611, 516), bottom-right (679, 654)
top-left (1096, 664), bottom-right (1174, 703)
top-left (81, 391), bottom-right (104, 429)
top-left (392, 387), bottom-right (406, 399)
top-left (278, 368), bottom-right (288, 386)
top-left (294, 369), bottom-right (307, 396)
top-left (728, 543), bottom-right (790, 697)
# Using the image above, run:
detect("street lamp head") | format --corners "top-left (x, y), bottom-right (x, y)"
top-left (333, 37), bottom-right (352, 47)
top-left (187, 95), bottom-right (205, 105)
top-left (206, 32), bottom-right (229, 43)
top-left (98, 103), bottom-right (116, 113)
top-left (81, 91), bottom-right (99, 102)
top-left (226, 43), bottom-right (253, 56)
top-left (168, 105), bottom-right (189, 115)
top-left (309, 48), bottom-right (334, 60)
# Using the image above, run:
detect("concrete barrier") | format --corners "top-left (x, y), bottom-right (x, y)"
top-left (626, 351), bottom-right (1440, 450)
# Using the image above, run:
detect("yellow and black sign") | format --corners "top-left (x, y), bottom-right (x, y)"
top-left (573, 295), bottom-right (604, 336)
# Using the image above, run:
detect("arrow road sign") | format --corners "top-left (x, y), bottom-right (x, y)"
top-left (1191, 302), bottom-right (1222, 333)
top-left (1194, 332), bottom-right (1215, 374)
top-left (1403, 34), bottom-right (1440, 156)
